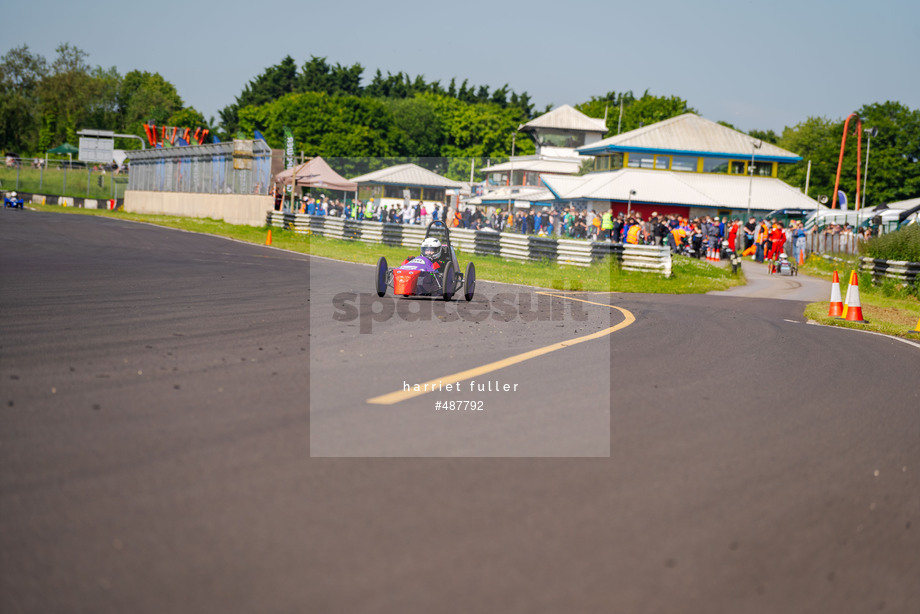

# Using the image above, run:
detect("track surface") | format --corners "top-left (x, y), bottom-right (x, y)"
top-left (2, 209), bottom-right (919, 613)
top-left (710, 258), bottom-right (830, 302)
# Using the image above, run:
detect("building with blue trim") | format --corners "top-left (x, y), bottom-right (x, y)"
top-left (549, 113), bottom-right (821, 220)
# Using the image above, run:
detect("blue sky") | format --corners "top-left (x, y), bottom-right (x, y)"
top-left (5, 0), bottom-right (918, 133)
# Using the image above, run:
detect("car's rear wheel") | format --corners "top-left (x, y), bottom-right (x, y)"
top-left (442, 261), bottom-right (454, 301)
top-left (375, 257), bottom-right (388, 297)
top-left (464, 262), bottom-right (476, 301)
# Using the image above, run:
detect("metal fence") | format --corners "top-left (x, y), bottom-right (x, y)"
top-left (0, 157), bottom-right (128, 200)
top-left (805, 230), bottom-right (866, 256)
top-left (126, 140), bottom-right (273, 195)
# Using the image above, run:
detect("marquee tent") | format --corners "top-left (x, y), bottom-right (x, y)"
top-left (274, 157), bottom-right (356, 191)
top-left (46, 143), bottom-right (79, 155)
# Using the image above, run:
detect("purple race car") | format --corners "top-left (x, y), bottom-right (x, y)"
top-left (375, 221), bottom-right (475, 301)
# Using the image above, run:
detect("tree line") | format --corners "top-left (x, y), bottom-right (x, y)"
top-left (2, 44), bottom-right (918, 205)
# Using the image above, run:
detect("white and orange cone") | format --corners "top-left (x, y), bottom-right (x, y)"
top-left (840, 270), bottom-right (854, 319)
top-left (844, 271), bottom-right (867, 323)
top-left (828, 270), bottom-right (843, 317)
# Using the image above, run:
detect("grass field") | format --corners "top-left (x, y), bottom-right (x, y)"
top-left (799, 253), bottom-right (920, 338)
top-left (23, 204), bottom-right (745, 294)
top-left (1, 165), bottom-right (128, 200)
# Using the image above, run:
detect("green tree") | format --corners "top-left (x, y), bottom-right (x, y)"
top-left (749, 128), bottom-right (779, 145)
top-left (167, 107), bottom-right (208, 137)
top-left (0, 44), bottom-right (48, 152)
top-left (777, 116), bottom-right (841, 201)
top-left (298, 56), bottom-right (364, 96)
top-left (36, 44), bottom-right (97, 147)
top-left (118, 69), bottom-right (184, 144)
top-left (83, 65), bottom-right (121, 131)
top-left (855, 101), bottom-right (920, 206)
top-left (237, 91), bottom-right (398, 158)
top-left (389, 95), bottom-right (445, 157)
top-left (219, 55), bottom-right (299, 137)
top-left (778, 104), bottom-right (920, 208)
top-left (576, 90), bottom-right (692, 136)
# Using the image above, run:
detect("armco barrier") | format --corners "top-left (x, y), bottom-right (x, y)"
top-left (499, 233), bottom-right (531, 262)
top-left (622, 244), bottom-right (672, 277)
top-left (859, 257), bottom-right (920, 285)
top-left (264, 212), bottom-right (671, 275)
top-left (474, 231), bottom-right (502, 257)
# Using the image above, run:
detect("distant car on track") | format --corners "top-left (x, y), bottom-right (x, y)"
top-left (4, 191), bottom-right (24, 209)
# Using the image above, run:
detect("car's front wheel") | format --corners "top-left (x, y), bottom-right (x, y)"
top-left (442, 261), bottom-right (454, 301)
top-left (375, 257), bottom-right (388, 297)
top-left (464, 262), bottom-right (475, 302)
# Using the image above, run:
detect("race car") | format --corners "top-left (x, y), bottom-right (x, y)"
top-left (768, 252), bottom-right (797, 276)
top-left (375, 220), bottom-right (475, 301)
top-left (3, 191), bottom-right (24, 209)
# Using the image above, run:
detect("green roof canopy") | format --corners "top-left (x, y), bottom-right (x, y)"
top-left (46, 143), bottom-right (79, 155)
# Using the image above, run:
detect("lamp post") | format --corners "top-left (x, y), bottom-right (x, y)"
top-left (862, 127), bottom-right (877, 210)
top-left (745, 139), bottom-right (762, 222)
top-left (508, 124), bottom-right (523, 214)
top-left (626, 189), bottom-right (636, 217)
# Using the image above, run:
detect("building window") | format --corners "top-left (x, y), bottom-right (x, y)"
top-left (702, 158), bottom-right (729, 174)
top-left (360, 185), bottom-right (383, 201)
top-left (753, 161), bottom-right (773, 176)
top-left (654, 155), bottom-right (670, 170)
top-left (538, 129), bottom-right (586, 149)
top-left (488, 172), bottom-right (509, 186)
top-left (671, 155), bottom-right (697, 172)
top-left (595, 156), bottom-right (611, 172)
top-left (422, 188), bottom-right (445, 201)
top-left (384, 185), bottom-right (404, 198)
top-left (627, 153), bottom-right (654, 169)
top-left (730, 161), bottom-right (746, 174)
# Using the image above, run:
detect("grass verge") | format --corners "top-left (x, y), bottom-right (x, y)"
top-left (24, 204), bottom-right (744, 294)
top-left (799, 253), bottom-right (920, 339)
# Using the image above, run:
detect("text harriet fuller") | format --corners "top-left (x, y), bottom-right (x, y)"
top-left (403, 380), bottom-right (519, 392)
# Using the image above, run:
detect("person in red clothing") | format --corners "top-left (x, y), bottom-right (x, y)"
top-left (768, 222), bottom-right (786, 260)
top-left (727, 219), bottom-right (740, 252)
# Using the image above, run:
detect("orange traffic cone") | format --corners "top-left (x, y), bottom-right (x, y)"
top-left (798, 249), bottom-right (805, 266)
top-left (266, 229), bottom-right (273, 246)
top-left (828, 271), bottom-right (843, 317)
top-left (840, 270), bottom-right (854, 319)
top-left (844, 272), bottom-right (867, 323)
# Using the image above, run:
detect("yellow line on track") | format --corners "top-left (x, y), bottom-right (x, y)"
top-left (366, 294), bottom-right (635, 405)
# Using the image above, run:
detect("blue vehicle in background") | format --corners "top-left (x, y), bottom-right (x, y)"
top-left (3, 191), bottom-right (24, 209)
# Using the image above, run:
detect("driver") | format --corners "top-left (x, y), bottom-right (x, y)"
top-left (420, 237), bottom-right (445, 267)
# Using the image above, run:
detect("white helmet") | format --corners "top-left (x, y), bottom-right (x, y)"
top-left (421, 237), bottom-right (442, 260)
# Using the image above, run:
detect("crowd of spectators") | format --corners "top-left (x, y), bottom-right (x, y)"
top-left (276, 193), bottom-right (877, 258)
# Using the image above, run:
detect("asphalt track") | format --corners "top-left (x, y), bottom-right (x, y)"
top-left (1, 208), bottom-right (919, 613)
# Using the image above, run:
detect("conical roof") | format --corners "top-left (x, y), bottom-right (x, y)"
top-left (523, 104), bottom-right (608, 134)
